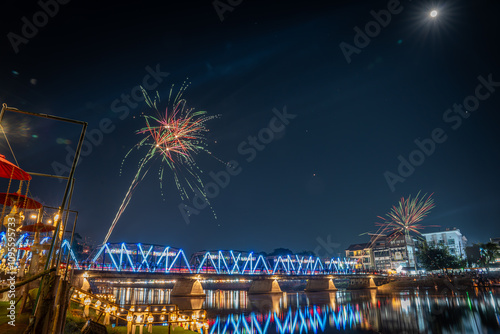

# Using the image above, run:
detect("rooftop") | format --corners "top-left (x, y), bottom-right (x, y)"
top-left (345, 243), bottom-right (370, 251)
top-left (422, 228), bottom-right (462, 236)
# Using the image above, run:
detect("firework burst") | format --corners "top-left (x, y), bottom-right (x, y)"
top-left (375, 192), bottom-right (437, 241)
top-left (102, 82), bottom-right (218, 244)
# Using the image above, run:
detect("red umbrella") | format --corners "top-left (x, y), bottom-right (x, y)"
top-left (20, 223), bottom-right (55, 233)
top-left (0, 193), bottom-right (42, 209)
top-left (0, 155), bottom-right (31, 181)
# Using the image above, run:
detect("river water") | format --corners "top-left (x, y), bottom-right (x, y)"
top-left (99, 286), bottom-right (500, 333)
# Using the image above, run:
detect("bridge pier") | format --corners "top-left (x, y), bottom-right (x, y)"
top-left (171, 279), bottom-right (205, 297)
top-left (347, 277), bottom-right (377, 289)
top-left (248, 279), bottom-right (282, 294)
top-left (305, 278), bottom-right (337, 292)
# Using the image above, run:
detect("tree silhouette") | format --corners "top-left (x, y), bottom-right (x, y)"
top-left (417, 241), bottom-right (462, 271)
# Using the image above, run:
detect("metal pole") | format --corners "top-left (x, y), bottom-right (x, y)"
top-left (27, 171), bottom-right (70, 180)
top-left (42, 205), bottom-right (77, 213)
top-left (44, 144), bottom-right (84, 315)
top-left (64, 212), bottom-right (79, 282)
top-left (0, 103), bottom-right (7, 124)
top-left (55, 180), bottom-right (75, 269)
top-left (1, 104), bottom-right (86, 125)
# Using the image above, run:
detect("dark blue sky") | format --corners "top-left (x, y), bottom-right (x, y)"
top-left (1, 0), bottom-right (499, 256)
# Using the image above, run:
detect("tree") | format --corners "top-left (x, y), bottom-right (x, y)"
top-left (268, 248), bottom-right (293, 257)
top-left (417, 242), bottom-right (461, 271)
top-left (465, 244), bottom-right (482, 267)
top-left (478, 242), bottom-right (500, 268)
top-left (296, 250), bottom-right (315, 256)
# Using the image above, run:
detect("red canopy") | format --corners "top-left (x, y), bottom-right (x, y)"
top-left (0, 193), bottom-right (42, 209)
top-left (0, 155), bottom-right (31, 181)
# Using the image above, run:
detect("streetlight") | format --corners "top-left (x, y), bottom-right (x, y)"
top-left (430, 10), bottom-right (438, 18)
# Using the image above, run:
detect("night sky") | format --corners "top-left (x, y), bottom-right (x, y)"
top-left (1, 0), bottom-right (499, 257)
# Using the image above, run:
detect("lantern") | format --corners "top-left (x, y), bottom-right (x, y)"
top-left (147, 313), bottom-right (154, 333)
top-left (104, 307), bottom-right (111, 325)
top-left (84, 298), bottom-right (91, 317)
top-left (127, 312), bottom-right (133, 334)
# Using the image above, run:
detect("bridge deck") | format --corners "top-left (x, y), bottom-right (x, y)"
top-left (75, 270), bottom-right (385, 280)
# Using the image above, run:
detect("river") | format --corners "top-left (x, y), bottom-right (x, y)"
top-left (97, 286), bottom-right (500, 333)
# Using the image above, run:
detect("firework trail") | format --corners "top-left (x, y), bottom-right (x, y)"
top-left (102, 82), bottom-right (218, 244)
top-left (375, 192), bottom-right (436, 241)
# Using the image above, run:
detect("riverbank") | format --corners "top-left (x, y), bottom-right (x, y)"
top-left (65, 301), bottom-right (201, 334)
top-left (376, 276), bottom-right (497, 291)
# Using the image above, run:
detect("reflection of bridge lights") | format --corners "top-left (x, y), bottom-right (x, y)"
top-left (207, 305), bottom-right (362, 334)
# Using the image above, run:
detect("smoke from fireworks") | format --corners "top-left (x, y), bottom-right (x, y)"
top-left (375, 192), bottom-right (436, 241)
top-left (102, 82), bottom-right (218, 244)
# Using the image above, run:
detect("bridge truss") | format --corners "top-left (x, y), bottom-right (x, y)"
top-left (84, 244), bottom-right (357, 275)
top-left (86, 242), bottom-right (192, 273)
top-left (1, 236), bottom-right (358, 275)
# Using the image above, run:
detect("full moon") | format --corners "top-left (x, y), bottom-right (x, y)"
top-left (430, 10), bottom-right (438, 18)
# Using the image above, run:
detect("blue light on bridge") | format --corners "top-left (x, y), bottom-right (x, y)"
top-left (2, 235), bottom-right (358, 276)
top-left (81, 243), bottom-right (356, 275)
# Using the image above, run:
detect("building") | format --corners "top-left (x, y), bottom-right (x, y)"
top-left (369, 233), bottom-right (419, 272)
top-left (345, 243), bottom-right (374, 270)
top-left (388, 233), bottom-right (417, 270)
top-left (370, 235), bottom-right (391, 271)
top-left (422, 228), bottom-right (467, 259)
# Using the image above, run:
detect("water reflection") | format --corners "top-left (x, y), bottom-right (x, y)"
top-left (205, 290), bottom-right (248, 310)
top-left (103, 286), bottom-right (500, 333)
top-left (171, 296), bottom-right (205, 310)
